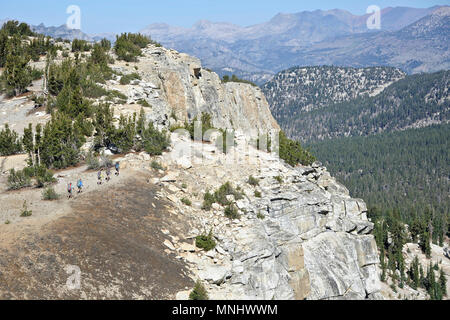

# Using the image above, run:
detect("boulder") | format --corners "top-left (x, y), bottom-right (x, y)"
top-left (198, 265), bottom-right (231, 285)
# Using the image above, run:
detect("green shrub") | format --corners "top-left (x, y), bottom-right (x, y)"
top-left (83, 81), bottom-right (109, 98)
top-left (202, 191), bottom-right (215, 211)
top-left (181, 183), bottom-right (187, 189)
top-left (224, 204), bottom-right (240, 219)
top-left (7, 169), bottom-right (32, 190)
top-left (202, 182), bottom-right (244, 210)
top-left (107, 90), bottom-right (128, 100)
top-left (278, 131), bottom-right (316, 166)
top-left (213, 182), bottom-right (244, 206)
top-left (254, 190), bottom-right (262, 198)
top-left (137, 99), bottom-right (151, 107)
top-left (274, 176), bottom-right (283, 184)
top-left (248, 175), bottom-right (259, 186)
top-left (30, 68), bottom-right (43, 80)
top-left (181, 198), bottom-right (192, 206)
top-left (86, 151), bottom-right (100, 169)
top-left (151, 160), bottom-right (164, 171)
top-left (189, 280), bottom-right (208, 300)
top-left (20, 200), bottom-right (32, 217)
top-left (119, 72), bottom-right (141, 85)
top-left (222, 74), bottom-right (257, 87)
top-left (71, 39), bottom-right (91, 52)
top-left (257, 211), bottom-right (265, 220)
top-left (42, 187), bottom-right (60, 201)
top-left (142, 123), bottom-right (170, 156)
top-left (185, 112), bottom-right (215, 141)
top-left (35, 166), bottom-right (56, 188)
top-left (99, 152), bottom-right (113, 168)
top-left (195, 230), bottom-right (216, 251)
top-left (114, 33), bottom-right (150, 62)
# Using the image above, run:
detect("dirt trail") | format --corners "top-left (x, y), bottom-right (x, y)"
top-left (0, 168), bottom-right (194, 299)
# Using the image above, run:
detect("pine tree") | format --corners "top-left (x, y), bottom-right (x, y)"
top-left (408, 256), bottom-right (420, 290)
top-left (2, 50), bottom-right (32, 96)
top-left (23, 123), bottom-right (34, 166)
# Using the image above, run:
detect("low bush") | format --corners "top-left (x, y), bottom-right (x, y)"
top-left (224, 204), bottom-right (240, 219)
top-left (222, 74), bottom-right (257, 87)
top-left (151, 160), bottom-right (164, 171)
top-left (195, 230), bottom-right (216, 251)
top-left (274, 176), bottom-right (283, 184)
top-left (72, 39), bottom-right (91, 52)
top-left (137, 99), bottom-right (151, 107)
top-left (278, 131), bottom-right (316, 166)
top-left (248, 175), bottom-right (259, 186)
top-left (181, 198), bottom-right (192, 206)
top-left (99, 152), bottom-right (113, 168)
top-left (86, 151), bottom-right (100, 170)
top-left (213, 182), bottom-right (244, 206)
top-left (189, 280), bottom-right (208, 300)
top-left (202, 191), bottom-right (215, 211)
top-left (42, 187), bottom-right (60, 201)
top-left (202, 182), bottom-right (244, 210)
top-left (114, 33), bottom-right (150, 62)
top-left (119, 72), bottom-right (141, 85)
top-left (7, 169), bottom-right (31, 190)
top-left (254, 190), bottom-right (262, 198)
top-left (20, 200), bottom-right (32, 217)
top-left (35, 167), bottom-right (56, 188)
top-left (142, 123), bottom-right (170, 156)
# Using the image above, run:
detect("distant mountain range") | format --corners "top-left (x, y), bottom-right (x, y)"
top-left (139, 5), bottom-right (449, 83)
top-left (2, 5), bottom-right (448, 83)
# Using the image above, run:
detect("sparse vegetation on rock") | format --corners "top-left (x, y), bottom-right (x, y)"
top-left (189, 280), bottom-right (209, 300)
top-left (195, 230), bottom-right (216, 251)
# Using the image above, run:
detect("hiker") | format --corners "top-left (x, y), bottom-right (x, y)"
top-left (77, 179), bottom-right (83, 193)
top-left (67, 182), bottom-right (73, 199)
top-left (97, 169), bottom-right (103, 185)
top-left (115, 162), bottom-right (120, 176)
top-left (106, 167), bottom-right (111, 182)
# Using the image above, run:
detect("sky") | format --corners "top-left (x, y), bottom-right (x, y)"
top-left (1, 0), bottom-right (448, 34)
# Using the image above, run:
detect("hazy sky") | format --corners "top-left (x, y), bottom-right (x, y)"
top-left (1, 0), bottom-right (448, 34)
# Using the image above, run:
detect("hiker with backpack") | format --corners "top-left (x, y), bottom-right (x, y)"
top-left (114, 162), bottom-right (120, 176)
top-left (77, 179), bottom-right (83, 193)
top-left (67, 182), bottom-right (73, 199)
top-left (106, 167), bottom-right (111, 182)
top-left (97, 169), bottom-right (103, 185)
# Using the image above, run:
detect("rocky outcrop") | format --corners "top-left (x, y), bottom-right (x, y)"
top-left (215, 163), bottom-right (380, 300)
top-left (111, 45), bottom-right (279, 139)
top-left (160, 134), bottom-right (383, 300)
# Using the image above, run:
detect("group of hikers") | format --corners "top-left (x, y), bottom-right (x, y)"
top-left (67, 162), bottom-right (120, 199)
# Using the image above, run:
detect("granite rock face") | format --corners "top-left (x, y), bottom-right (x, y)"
top-left (113, 45), bottom-right (279, 139)
top-left (167, 141), bottom-right (384, 300)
